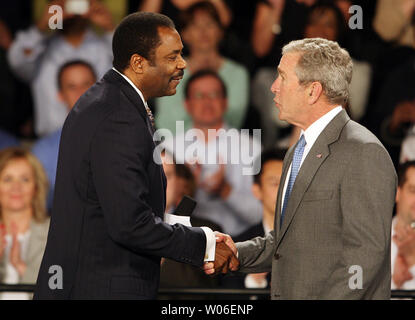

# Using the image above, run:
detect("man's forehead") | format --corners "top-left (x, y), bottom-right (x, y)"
top-left (157, 27), bottom-right (183, 52)
top-left (278, 52), bottom-right (301, 70)
top-left (405, 167), bottom-right (415, 184)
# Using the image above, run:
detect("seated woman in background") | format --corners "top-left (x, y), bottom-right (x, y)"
top-left (155, 1), bottom-right (249, 135)
top-left (0, 147), bottom-right (49, 300)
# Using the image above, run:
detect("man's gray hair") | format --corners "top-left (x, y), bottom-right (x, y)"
top-left (282, 38), bottom-right (353, 106)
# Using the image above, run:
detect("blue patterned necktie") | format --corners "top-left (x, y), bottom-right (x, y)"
top-left (280, 134), bottom-right (307, 228)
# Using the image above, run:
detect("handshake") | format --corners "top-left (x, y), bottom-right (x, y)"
top-left (204, 232), bottom-right (239, 275)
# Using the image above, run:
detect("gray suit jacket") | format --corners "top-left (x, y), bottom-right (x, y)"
top-left (236, 110), bottom-right (397, 299)
top-left (0, 219), bottom-right (50, 284)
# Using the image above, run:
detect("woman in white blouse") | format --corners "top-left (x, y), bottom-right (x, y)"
top-left (0, 147), bottom-right (49, 299)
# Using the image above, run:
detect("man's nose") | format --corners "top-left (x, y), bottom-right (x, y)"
top-left (270, 78), bottom-right (279, 94)
top-left (178, 55), bottom-right (187, 70)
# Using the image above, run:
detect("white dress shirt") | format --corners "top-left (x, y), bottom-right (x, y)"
top-left (0, 232), bottom-right (31, 300)
top-left (8, 26), bottom-right (113, 136)
top-left (281, 106), bottom-right (343, 214)
top-left (161, 125), bottom-right (262, 236)
top-left (391, 217), bottom-right (415, 290)
top-left (112, 68), bottom-right (216, 261)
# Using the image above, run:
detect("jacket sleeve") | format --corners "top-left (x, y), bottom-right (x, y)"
top-left (235, 231), bottom-right (275, 274)
top-left (320, 143), bottom-right (397, 299)
top-left (90, 109), bottom-right (206, 267)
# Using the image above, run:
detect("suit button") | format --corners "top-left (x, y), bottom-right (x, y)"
top-left (274, 252), bottom-right (281, 259)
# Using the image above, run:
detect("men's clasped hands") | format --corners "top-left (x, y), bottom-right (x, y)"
top-left (204, 232), bottom-right (239, 275)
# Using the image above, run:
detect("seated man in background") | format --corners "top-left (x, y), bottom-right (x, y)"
top-left (159, 151), bottom-right (221, 299)
top-left (32, 60), bottom-right (96, 211)
top-left (8, 0), bottom-right (114, 136)
top-left (161, 70), bottom-right (262, 238)
top-left (392, 161), bottom-right (415, 290)
top-left (233, 148), bottom-right (286, 289)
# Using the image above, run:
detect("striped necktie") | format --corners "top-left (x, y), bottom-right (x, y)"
top-left (280, 134), bottom-right (307, 227)
top-left (144, 103), bottom-right (155, 132)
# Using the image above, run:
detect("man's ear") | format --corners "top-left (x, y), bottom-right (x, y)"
top-left (130, 54), bottom-right (145, 74)
top-left (252, 183), bottom-right (262, 201)
top-left (307, 81), bottom-right (323, 105)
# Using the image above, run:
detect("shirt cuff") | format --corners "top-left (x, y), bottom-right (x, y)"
top-left (201, 227), bottom-right (216, 262)
top-left (244, 274), bottom-right (268, 289)
top-left (409, 264), bottom-right (415, 278)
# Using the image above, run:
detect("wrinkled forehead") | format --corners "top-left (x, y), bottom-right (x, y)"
top-left (155, 27), bottom-right (183, 54)
top-left (278, 52), bottom-right (302, 74)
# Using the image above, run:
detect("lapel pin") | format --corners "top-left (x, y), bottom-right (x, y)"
top-left (316, 154), bottom-right (322, 158)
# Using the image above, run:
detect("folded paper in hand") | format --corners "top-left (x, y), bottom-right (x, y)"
top-left (164, 196), bottom-right (197, 227)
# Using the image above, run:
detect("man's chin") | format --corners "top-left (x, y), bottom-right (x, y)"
top-left (154, 87), bottom-right (177, 98)
top-left (165, 88), bottom-right (177, 96)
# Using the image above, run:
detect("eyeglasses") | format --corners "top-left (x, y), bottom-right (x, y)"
top-left (189, 91), bottom-right (224, 100)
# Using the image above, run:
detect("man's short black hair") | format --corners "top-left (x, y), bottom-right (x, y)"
top-left (57, 60), bottom-right (96, 90)
top-left (112, 12), bottom-right (175, 71)
top-left (398, 160), bottom-right (415, 187)
top-left (253, 148), bottom-right (287, 185)
top-left (184, 69), bottom-right (227, 99)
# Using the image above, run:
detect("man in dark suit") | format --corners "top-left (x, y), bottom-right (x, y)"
top-left (206, 38), bottom-right (397, 299)
top-left (34, 12), bottom-right (237, 299)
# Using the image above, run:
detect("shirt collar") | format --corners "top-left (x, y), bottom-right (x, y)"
top-left (301, 106), bottom-right (343, 147)
top-left (112, 67), bottom-right (148, 107)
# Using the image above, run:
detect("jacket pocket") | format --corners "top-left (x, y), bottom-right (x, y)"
top-left (303, 190), bottom-right (333, 201)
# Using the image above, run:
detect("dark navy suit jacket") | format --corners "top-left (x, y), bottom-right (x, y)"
top-left (34, 70), bottom-right (206, 299)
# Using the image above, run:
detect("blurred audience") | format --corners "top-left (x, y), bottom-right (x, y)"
top-left (401, 125), bottom-right (415, 163)
top-left (392, 161), bottom-right (415, 290)
top-left (155, 1), bottom-right (249, 135)
top-left (373, 0), bottom-right (415, 49)
top-left (162, 70), bottom-right (262, 237)
top-left (0, 18), bottom-right (33, 138)
top-left (365, 28), bottom-right (415, 166)
top-left (251, 0), bottom-right (316, 67)
top-left (137, 0), bottom-right (232, 28)
top-left (0, 147), bottom-right (49, 299)
top-left (0, 131), bottom-right (19, 152)
top-left (159, 151), bottom-right (221, 299)
top-left (7, 0), bottom-right (114, 137)
top-left (230, 148), bottom-right (285, 291)
top-left (32, 60), bottom-right (97, 211)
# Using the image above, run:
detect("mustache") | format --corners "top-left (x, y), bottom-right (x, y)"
top-left (171, 70), bottom-right (184, 79)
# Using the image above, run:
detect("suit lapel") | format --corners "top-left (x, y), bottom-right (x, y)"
top-left (104, 69), bottom-right (150, 131)
top-left (104, 69), bottom-right (167, 213)
top-left (275, 110), bottom-right (350, 248)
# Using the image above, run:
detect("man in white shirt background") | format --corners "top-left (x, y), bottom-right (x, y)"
top-left (162, 70), bottom-right (262, 238)
top-left (392, 161), bottom-right (415, 290)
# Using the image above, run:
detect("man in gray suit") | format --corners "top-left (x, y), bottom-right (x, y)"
top-left (205, 38), bottom-right (397, 299)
